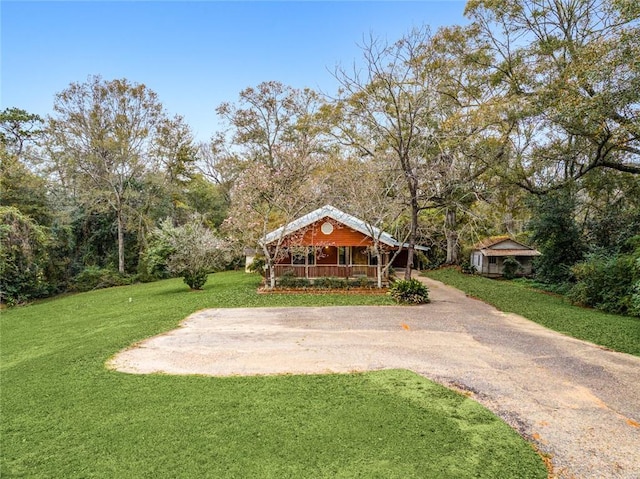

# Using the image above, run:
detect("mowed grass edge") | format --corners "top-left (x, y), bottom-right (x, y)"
top-left (425, 268), bottom-right (640, 357)
top-left (1, 271), bottom-right (547, 478)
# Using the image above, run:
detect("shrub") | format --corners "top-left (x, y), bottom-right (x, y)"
top-left (631, 278), bottom-right (640, 317)
top-left (183, 270), bottom-right (208, 290)
top-left (569, 252), bottom-right (638, 315)
top-left (314, 277), bottom-right (347, 289)
top-left (389, 279), bottom-right (430, 304)
top-left (502, 256), bottom-right (521, 280)
top-left (277, 271), bottom-right (310, 288)
top-left (0, 206), bottom-right (51, 305)
top-left (350, 276), bottom-right (377, 288)
top-left (74, 266), bottom-right (131, 292)
top-left (150, 217), bottom-right (231, 290)
top-left (248, 256), bottom-right (266, 274)
top-left (460, 260), bottom-right (477, 275)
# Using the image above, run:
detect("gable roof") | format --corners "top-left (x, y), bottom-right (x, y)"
top-left (261, 205), bottom-right (428, 251)
top-left (472, 236), bottom-right (541, 256)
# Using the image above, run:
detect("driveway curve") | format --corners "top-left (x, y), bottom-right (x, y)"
top-left (110, 277), bottom-right (640, 479)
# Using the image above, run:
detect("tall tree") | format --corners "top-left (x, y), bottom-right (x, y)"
top-left (328, 27), bottom-right (507, 270)
top-left (218, 82), bottom-right (327, 287)
top-left (0, 107), bottom-right (43, 159)
top-left (465, 0), bottom-right (640, 191)
top-left (328, 28), bottom-right (442, 278)
top-left (0, 108), bottom-right (50, 224)
top-left (329, 153), bottom-right (407, 287)
top-left (47, 76), bottom-right (164, 273)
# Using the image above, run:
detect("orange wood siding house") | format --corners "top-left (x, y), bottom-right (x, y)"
top-left (259, 205), bottom-right (427, 281)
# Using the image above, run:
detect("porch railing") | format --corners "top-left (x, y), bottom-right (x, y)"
top-left (273, 264), bottom-right (379, 279)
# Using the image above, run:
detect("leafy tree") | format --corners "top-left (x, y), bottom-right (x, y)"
top-left (580, 170), bottom-right (640, 254)
top-left (465, 0), bottom-right (640, 191)
top-left (569, 245), bottom-right (640, 315)
top-left (183, 174), bottom-right (229, 228)
top-left (528, 190), bottom-right (585, 284)
top-left (0, 108), bottom-right (51, 224)
top-left (328, 28), bottom-right (440, 278)
top-left (0, 206), bottom-right (51, 305)
top-left (218, 82), bottom-right (326, 288)
top-left (328, 153), bottom-right (407, 287)
top-left (328, 27), bottom-right (505, 271)
top-left (47, 75), bottom-right (165, 274)
top-left (150, 217), bottom-right (231, 290)
top-left (0, 154), bottom-right (51, 225)
top-left (152, 114), bottom-right (198, 224)
top-left (0, 107), bottom-right (43, 158)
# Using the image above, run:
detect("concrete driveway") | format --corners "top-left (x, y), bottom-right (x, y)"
top-left (110, 277), bottom-right (640, 479)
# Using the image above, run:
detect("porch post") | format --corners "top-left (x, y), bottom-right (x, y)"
top-left (305, 246), bottom-right (309, 279)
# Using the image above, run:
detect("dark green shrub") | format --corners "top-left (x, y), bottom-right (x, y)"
top-left (0, 207), bottom-right (52, 305)
top-left (314, 277), bottom-right (347, 289)
top-left (277, 271), bottom-right (310, 288)
top-left (74, 266), bottom-right (131, 292)
top-left (631, 277), bottom-right (640, 317)
top-left (350, 276), bottom-right (376, 288)
top-left (248, 256), bottom-right (266, 274)
top-left (183, 270), bottom-right (208, 290)
top-left (502, 256), bottom-right (521, 280)
top-left (569, 252), bottom-right (638, 315)
top-left (389, 279), bottom-right (430, 304)
top-left (460, 260), bottom-right (477, 275)
top-left (528, 190), bottom-right (585, 285)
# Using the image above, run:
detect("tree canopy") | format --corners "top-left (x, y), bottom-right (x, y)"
top-left (2, 0), bottom-right (638, 311)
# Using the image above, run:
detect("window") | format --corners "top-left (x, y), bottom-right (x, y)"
top-left (291, 247), bottom-right (315, 265)
top-left (352, 247), bottom-right (369, 265)
top-left (489, 256), bottom-right (497, 264)
top-left (292, 251), bottom-right (306, 265)
top-left (338, 246), bottom-right (347, 265)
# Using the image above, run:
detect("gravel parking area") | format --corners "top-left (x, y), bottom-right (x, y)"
top-left (110, 277), bottom-right (640, 479)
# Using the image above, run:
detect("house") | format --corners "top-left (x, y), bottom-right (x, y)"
top-left (257, 205), bottom-right (428, 282)
top-left (470, 236), bottom-right (541, 277)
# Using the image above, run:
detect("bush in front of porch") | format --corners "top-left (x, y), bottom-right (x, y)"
top-left (275, 271), bottom-right (379, 290)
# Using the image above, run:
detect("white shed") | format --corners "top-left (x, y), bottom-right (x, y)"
top-left (470, 237), bottom-right (541, 277)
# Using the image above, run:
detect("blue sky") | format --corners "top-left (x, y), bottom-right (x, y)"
top-left (2, 1), bottom-right (468, 142)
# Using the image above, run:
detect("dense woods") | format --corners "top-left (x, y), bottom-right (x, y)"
top-left (1, 0), bottom-right (639, 314)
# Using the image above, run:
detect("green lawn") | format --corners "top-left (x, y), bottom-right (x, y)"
top-left (426, 268), bottom-right (640, 357)
top-left (1, 271), bottom-right (546, 478)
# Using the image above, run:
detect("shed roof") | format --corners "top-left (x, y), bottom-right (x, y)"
top-left (481, 249), bottom-right (541, 257)
top-left (472, 236), bottom-right (541, 257)
top-left (261, 205), bottom-right (428, 251)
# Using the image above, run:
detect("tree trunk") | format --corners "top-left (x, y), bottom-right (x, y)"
top-left (269, 265), bottom-right (276, 288)
top-left (376, 251), bottom-right (383, 288)
top-left (445, 209), bottom-right (459, 264)
top-left (117, 209), bottom-right (125, 274)
top-left (404, 196), bottom-right (419, 280)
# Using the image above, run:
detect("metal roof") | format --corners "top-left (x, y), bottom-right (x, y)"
top-left (481, 249), bottom-right (541, 257)
top-left (472, 236), bottom-right (539, 253)
top-left (261, 204), bottom-right (428, 251)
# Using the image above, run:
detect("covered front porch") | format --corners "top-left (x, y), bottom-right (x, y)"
top-left (272, 245), bottom-right (389, 281)
top-left (274, 264), bottom-right (380, 279)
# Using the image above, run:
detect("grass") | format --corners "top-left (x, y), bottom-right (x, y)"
top-left (425, 268), bottom-right (640, 357)
top-left (1, 271), bottom-right (546, 478)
